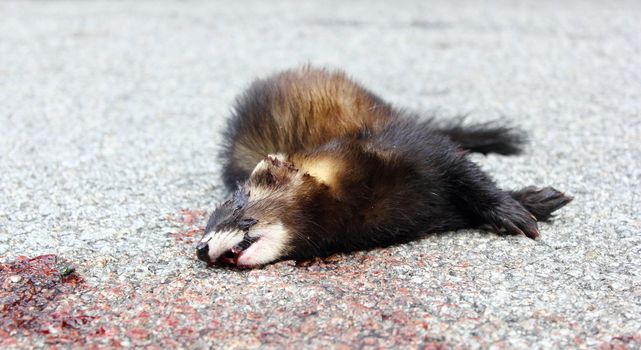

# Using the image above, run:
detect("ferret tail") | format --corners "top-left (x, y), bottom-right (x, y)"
top-left (435, 118), bottom-right (526, 155)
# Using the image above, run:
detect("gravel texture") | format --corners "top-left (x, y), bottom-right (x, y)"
top-left (1, 0), bottom-right (640, 348)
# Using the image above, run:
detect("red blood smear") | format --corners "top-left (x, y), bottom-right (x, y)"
top-left (168, 209), bottom-right (208, 226)
top-left (0, 255), bottom-right (95, 345)
top-left (167, 210), bottom-right (208, 244)
top-left (169, 227), bottom-right (205, 244)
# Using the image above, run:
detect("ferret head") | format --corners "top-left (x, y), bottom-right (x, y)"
top-left (196, 154), bottom-right (324, 268)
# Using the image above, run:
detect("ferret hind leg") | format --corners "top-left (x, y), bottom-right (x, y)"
top-left (446, 158), bottom-right (540, 238)
top-left (508, 186), bottom-right (573, 222)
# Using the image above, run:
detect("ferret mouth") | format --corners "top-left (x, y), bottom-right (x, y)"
top-left (216, 236), bottom-right (259, 266)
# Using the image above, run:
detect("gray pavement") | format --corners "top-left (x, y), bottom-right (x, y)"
top-left (1, 0), bottom-right (640, 348)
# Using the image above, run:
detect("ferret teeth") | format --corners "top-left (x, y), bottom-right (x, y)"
top-left (216, 250), bottom-right (238, 265)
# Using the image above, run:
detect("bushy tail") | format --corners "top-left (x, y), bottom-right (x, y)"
top-left (436, 119), bottom-right (526, 155)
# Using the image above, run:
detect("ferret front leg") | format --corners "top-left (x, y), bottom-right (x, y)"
top-left (447, 159), bottom-right (540, 238)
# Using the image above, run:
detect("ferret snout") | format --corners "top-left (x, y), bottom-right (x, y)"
top-left (195, 222), bottom-right (291, 267)
top-left (196, 242), bottom-right (210, 263)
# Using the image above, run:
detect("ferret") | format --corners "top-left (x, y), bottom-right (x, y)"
top-left (196, 66), bottom-right (572, 268)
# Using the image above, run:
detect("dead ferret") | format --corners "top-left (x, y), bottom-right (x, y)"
top-left (196, 66), bottom-right (572, 267)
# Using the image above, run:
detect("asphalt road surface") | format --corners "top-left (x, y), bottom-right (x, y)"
top-left (1, 0), bottom-right (640, 348)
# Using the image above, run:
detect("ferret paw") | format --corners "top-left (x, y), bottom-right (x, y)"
top-left (485, 199), bottom-right (540, 239)
top-left (510, 186), bottom-right (573, 222)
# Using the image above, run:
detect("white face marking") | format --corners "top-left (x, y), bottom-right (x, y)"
top-left (237, 222), bottom-right (289, 266)
top-left (201, 229), bottom-right (244, 262)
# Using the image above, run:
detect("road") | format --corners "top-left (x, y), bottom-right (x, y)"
top-left (1, 0), bottom-right (640, 348)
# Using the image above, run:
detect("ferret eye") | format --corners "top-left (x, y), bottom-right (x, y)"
top-left (238, 218), bottom-right (258, 231)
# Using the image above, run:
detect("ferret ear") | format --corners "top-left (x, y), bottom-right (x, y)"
top-left (250, 154), bottom-right (298, 186)
top-left (296, 156), bottom-right (344, 190)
